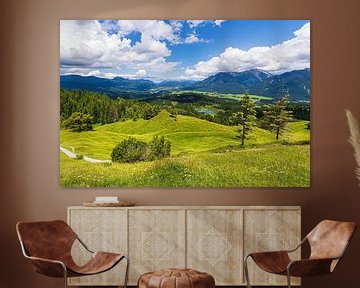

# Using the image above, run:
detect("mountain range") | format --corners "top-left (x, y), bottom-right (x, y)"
top-left (60, 75), bottom-right (156, 95)
top-left (60, 68), bottom-right (310, 101)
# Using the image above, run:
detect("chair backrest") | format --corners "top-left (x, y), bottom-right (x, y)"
top-left (16, 220), bottom-right (77, 261)
top-left (307, 220), bottom-right (356, 261)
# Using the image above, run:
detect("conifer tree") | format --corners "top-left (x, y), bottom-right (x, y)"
top-left (230, 94), bottom-right (257, 146)
top-left (263, 94), bottom-right (293, 140)
top-left (63, 112), bottom-right (93, 132)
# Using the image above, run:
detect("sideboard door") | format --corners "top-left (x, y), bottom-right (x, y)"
top-left (243, 208), bottom-right (301, 286)
top-left (186, 209), bottom-right (243, 285)
top-left (128, 209), bottom-right (186, 284)
top-left (68, 208), bottom-right (128, 286)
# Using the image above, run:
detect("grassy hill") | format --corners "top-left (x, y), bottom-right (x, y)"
top-left (60, 110), bottom-right (310, 187)
top-left (60, 110), bottom-right (309, 158)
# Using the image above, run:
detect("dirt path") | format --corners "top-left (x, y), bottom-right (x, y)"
top-left (60, 146), bottom-right (111, 163)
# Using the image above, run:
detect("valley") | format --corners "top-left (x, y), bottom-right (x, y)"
top-left (60, 68), bottom-right (310, 187)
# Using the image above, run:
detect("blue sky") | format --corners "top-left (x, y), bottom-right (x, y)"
top-left (60, 20), bottom-right (310, 81)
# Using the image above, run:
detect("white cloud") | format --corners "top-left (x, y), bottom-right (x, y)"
top-left (100, 20), bottom-right (120, 34)
top-left (187, 20), bottom-right (226, 29)
top-left (185, 34), bottom-right (200, 44)
top-left (60, 20), bottom-right (132, 67)
top-left (184, 33), bottom-right (210, 44)
top-left (214, 20), bottom-right (226, 26)
top-left (61, 67), bottom-right (153, 80)
top-left (117, 20), bottom-right (180, 43)
top-left (60, 20), bottom-right (179, 75)
top-left (135, 69), bottom-right (147, 77)
top-left (60, 68), bottom-right (119, 79)
top-left (168, 20), bottom-right (183, 36)
top-left (183, 20), bottom-right (224, 45)
top-left (185, 22), bottom-right (310, 79)
top-left (187, 20), bottom-right (207, 29)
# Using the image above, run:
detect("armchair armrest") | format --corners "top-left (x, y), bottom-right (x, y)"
top-left (76, 235), bottom-right (94, 254)
top-left (285, 237), bottom-right (307, 253)
top-left (246, 236), bottom-right (306, 259)
top-left (287, 239), bottom-right (351, 277)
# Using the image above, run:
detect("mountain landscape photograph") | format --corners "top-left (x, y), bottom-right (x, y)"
top-left (60, 19), bottom-right (310, 187)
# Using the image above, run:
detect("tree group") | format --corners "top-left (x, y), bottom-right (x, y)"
top-left (231, 94), bottom-right (293, 145)
top-left (61, 90), bottom-right (297, 146)
top-left (61, 89), bottom-right (160, 125)
top-left (263, 95), bottom-right (293, 141)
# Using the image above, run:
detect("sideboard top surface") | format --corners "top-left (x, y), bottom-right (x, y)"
top-left (68, 206), bottom-right (301, 210)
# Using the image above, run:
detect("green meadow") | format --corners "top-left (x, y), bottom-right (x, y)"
top-left (171, 90), bottom-right (272, 101)
top-left (60, 111), bottom-right (310, 187)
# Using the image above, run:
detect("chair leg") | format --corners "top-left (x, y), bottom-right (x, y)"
top-left (62, 265), bottom-right (68, 288)
top-left (286, 269), bottom-right (291, 288)
top-left (123, 255), bottom-right (130, 288)
top-left (244, 255), bottom-right (252, 288)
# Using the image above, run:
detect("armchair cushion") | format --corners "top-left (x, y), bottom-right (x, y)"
top-left (287, 258), bottom-right (334, 277)
top-left (66, 251), bottom-right (124, 276)
top-left (250, 251), bottom-right (291, 274)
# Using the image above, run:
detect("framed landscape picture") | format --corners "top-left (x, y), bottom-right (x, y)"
top-left (60, 20), bottom-right (310, 187)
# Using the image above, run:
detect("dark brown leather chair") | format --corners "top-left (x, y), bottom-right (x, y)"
top-left (16, 220), bottom-right (129, 288)
top-left (244, 220), bottom-right (356, 288)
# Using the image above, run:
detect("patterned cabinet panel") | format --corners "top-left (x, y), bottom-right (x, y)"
top-left (243, 208), bottom-right (301, 286)
top-left (68, 208), bottom-right (127, 286)
top-left (128, 209), bottom-right (186, 284)
top-left (187, 209), bottom-right (243, 285)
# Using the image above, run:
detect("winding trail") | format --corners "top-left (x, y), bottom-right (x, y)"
top-left (60, 146), bottom-right (111, 163)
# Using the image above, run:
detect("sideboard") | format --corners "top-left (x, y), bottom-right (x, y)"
top-left (67, 206), bottom-right (301, 286)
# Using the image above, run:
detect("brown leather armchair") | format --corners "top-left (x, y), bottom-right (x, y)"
top-left (244, 220), bottom-right (356, 288)
top-left (16, 220), bottom-right (129, 288)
